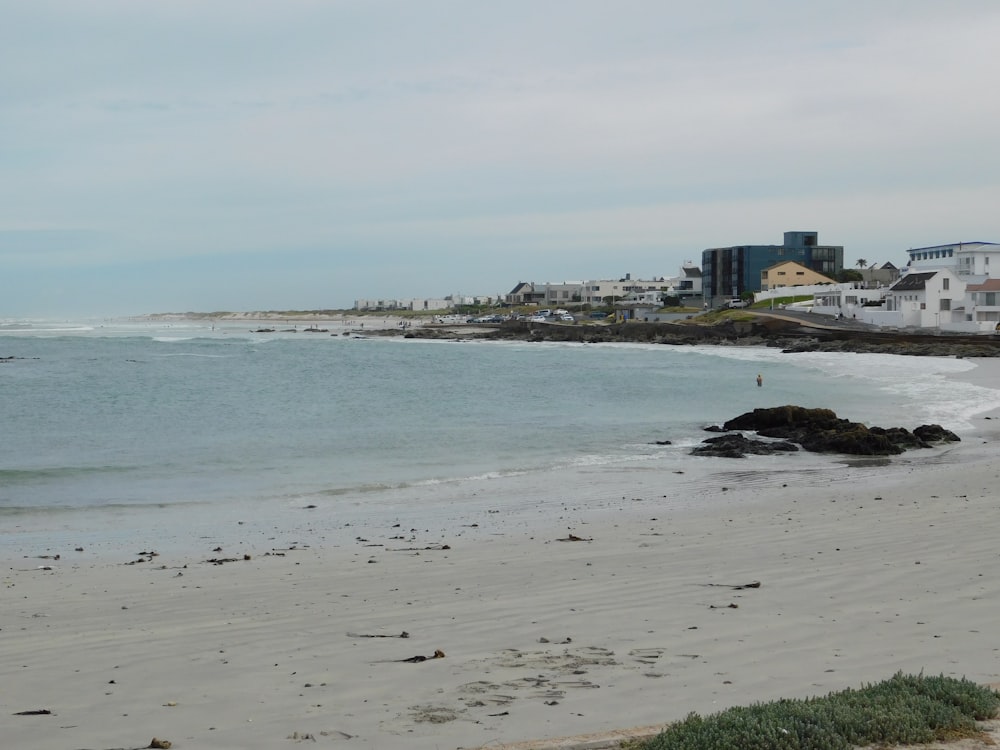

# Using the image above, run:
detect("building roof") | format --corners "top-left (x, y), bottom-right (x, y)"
top-left (908, 241), bottom-right (999, 252)
top-left (966, 278), bottom-right (1000, 292)
top-left (890, 271), bottom-right (937, 292)
top-left (683, 266), bottom-right (702, 278)
top-left (761, 260), bottom-right (836, 283)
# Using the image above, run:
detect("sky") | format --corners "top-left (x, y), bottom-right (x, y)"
top-left (3, 0), bottom-right (1000, 317)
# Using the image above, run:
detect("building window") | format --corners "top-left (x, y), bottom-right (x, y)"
top-left (940, 299), bottom-right (951, 311)
top-left (943, 278), bottom-right (949, 290)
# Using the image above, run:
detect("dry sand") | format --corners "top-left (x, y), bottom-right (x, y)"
top-left (4, 361), bottom-right (1000, 750)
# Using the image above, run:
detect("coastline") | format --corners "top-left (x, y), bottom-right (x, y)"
top-left (3, 360), bottom-right (1000, 749)
top-left (950, 358), bottom-right (1000, 423)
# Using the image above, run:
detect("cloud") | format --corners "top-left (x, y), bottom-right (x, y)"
top-left (1, 1), bottom-right (999, 315)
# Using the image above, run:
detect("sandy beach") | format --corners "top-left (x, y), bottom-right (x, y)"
top-left (4, 361), bottom-right (1000, 750)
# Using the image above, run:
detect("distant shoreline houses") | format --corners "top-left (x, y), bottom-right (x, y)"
top-left (817, 241), bottom-right (1000, 333)
top-left (354, 232), bottom-right (1000, 334)
top-left (353, 263), bottom-right (705, 314)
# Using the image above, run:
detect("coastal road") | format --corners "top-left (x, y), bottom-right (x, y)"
top-left (747, 308), bottom-right (878, 333)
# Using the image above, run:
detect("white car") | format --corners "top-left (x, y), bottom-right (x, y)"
top-left (528, 315), bottom-right (548, 322)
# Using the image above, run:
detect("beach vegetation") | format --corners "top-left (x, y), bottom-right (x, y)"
top-left (689, 308), bottom-right (757, 324)
top-left (630, 672), bottom-right (999, 750)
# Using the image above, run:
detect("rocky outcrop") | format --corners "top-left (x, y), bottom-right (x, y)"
top-left (691, 433), bottom-right (799, 459)
top-left (396, 318), bottom-right (1000, 356)
top-left (913, 424), bottom-right (962, 443)
top-left (708, 405), bottom-right (961, 456)
top-left (775, 338), bottom-right (1000, 358)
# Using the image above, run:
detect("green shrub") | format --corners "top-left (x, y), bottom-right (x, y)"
top-left (636, 673), bottom-right (999, 750)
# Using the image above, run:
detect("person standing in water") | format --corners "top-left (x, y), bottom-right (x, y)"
top-left (756, 373), bottom-right (763, 387)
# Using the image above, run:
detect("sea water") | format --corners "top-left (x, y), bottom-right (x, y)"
top-left (3, 318), bottom-right (999, 555)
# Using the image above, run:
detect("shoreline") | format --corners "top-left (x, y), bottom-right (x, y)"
top-left (4, 445), bottom-right (999, 749)
top-left (2, 360), bottom-right (1000, 749)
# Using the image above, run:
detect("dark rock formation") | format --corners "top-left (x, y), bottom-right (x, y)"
top-left (710, 405), bottom-right (961, 456)
top-left (396, 317), bottom-right (1000, 357)
top-left (913, 424), bottom-right (961, 443)
top-left (691, 433), bottom-right (799, 459)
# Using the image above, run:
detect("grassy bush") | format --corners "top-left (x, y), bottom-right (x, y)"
top-left (632, 673), bottom-right (999, 750)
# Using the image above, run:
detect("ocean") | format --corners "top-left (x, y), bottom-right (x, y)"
top-left (3, 317), bottom-right (999, 557)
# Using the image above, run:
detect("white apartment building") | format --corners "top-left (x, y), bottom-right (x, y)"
top-left (904, 241), bottom-right (1000, 274)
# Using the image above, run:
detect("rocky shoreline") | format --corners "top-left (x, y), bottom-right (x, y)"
top-left (396, 317), bottom-right (1000, 357)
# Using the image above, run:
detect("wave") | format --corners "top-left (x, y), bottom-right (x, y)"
top-left (678, 346), bottom-right (1000, 431)
top-left (0, 465), bottom-right (134, 484)
top-left (0, 498), bottom-right (206, 517)
top-left (151, 351), bottom-right (233, 358)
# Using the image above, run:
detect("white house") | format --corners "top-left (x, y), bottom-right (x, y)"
top-left (526, 272), bottom-right (696, 307)
top-left (354, 298), bottom-right (453, 311)
top-left (543, 281), bottom-right (587, 306)
top-left (963, 278), bottom-right (1000, 332)
top-left (893, 241), bottom-right (1000, 332)
top-left (812, 284), bottom-right (894, 324)
top-left (577, 275), bottom-right (654, 306)
top-left (883, 268), bottom-right (968, 329)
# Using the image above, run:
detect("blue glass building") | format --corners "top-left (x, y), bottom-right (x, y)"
top-left (701, 231), bottom-right (844, 303)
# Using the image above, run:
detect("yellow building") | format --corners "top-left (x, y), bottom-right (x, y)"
top-left (761, 260), bottom-right (836, 291)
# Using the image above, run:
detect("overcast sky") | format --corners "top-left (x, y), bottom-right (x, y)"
top-left (3, 1), bottom-right (999, 317)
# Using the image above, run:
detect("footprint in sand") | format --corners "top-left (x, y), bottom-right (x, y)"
top-left (408, 704), bottom-right (462, 724)
top-left (457, 680), bottom-right (516, 706)
top-left (629, 647), bottom-right (666, 665)
top-left (627, 647), bottom-right (672, 677)
top-left (494, 646), bottom-right (618, 673)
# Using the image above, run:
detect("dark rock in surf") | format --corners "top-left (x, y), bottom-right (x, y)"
top-left (691, 433), bottom-right (799, 459)
top-left (713, 405), bottom-right (961, 456)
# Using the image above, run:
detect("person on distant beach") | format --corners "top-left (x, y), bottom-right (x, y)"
top-left (756, 373), bottom-right (763, 387)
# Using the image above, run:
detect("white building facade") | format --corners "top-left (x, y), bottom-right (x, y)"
top-left (883, 268), bottom-right (969, 329)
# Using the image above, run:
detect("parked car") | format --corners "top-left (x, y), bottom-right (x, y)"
top-left (527, 315), bottom-right (548, 322)
top-left (559, 314), bottom-right (575, 322)
top-left (727, 298), bottom-right (750, 309)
